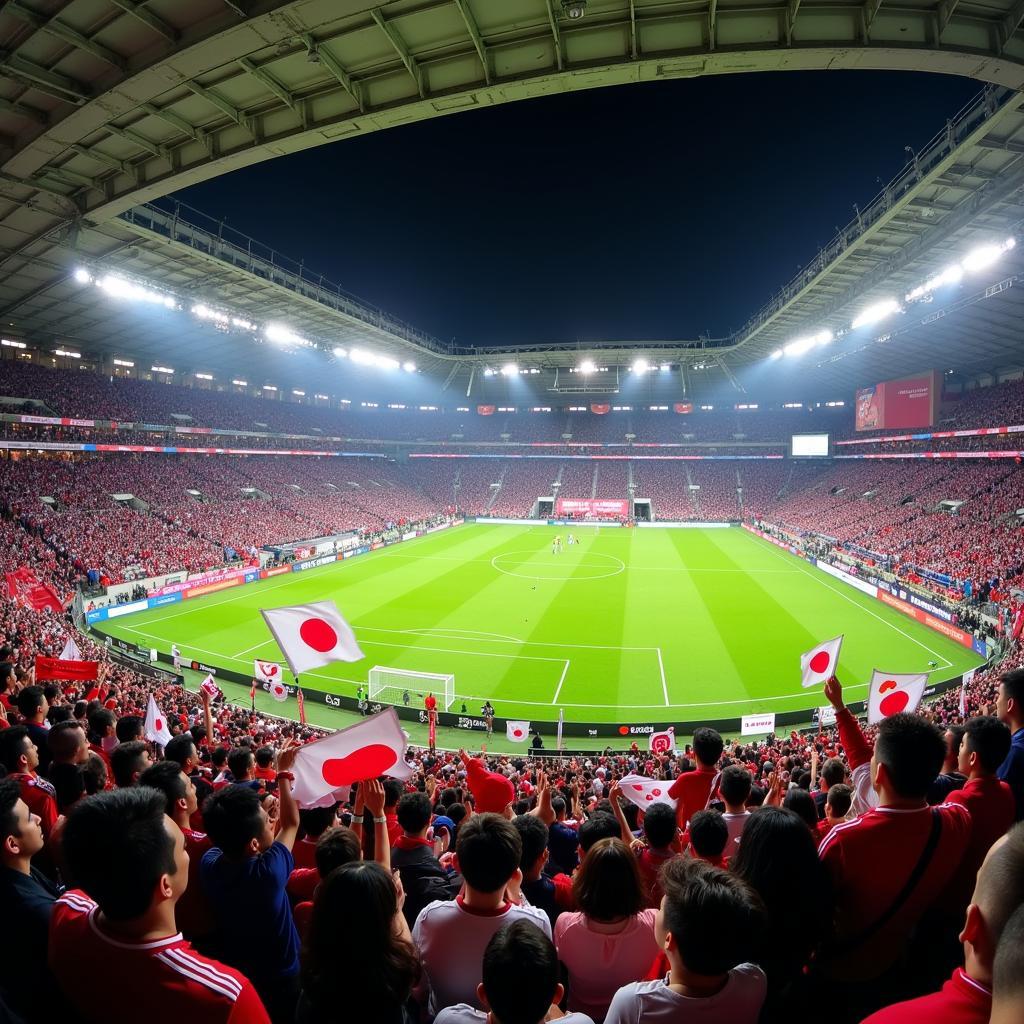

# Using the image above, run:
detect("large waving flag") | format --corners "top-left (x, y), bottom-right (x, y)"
top-left (618, 773), bottom-right (677, 811)
top-left (290, 707), bottom-right (413, 809)
top-left (801, 636), bottom-right (843, 688)
top-left (867, 670), bottom-right (928, 724)
top-left (59, 637), bottom-right (81, 662)
top-left (260, 601), bottom-right (364, 675)
top-left (145, 694), bottom-right (173, 747)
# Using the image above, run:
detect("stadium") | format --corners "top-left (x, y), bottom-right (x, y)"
top-left (2, 3), bottom-right (1024, 1024)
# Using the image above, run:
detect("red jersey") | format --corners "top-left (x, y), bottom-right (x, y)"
top-left (667, 767), bottom-right (717, 829)
top-left (9, 772), bottom-right (57, 838)
top-left (636, 847), bottom-right (678, 908)
top-left (50, 891), bottom-right (270, 1024)
top-left (942, 776), bottom-right (1016, 916)
top-left (287, 867), bottom-right (319, 905)
top-left (424, 694), bottom-right (437, 713)
top-left (290, 837), bottom-right (318, 872)
top-left (818, 802), bottom-right (971, 981)
top-left (861, 968), bottom-right (990, 1024)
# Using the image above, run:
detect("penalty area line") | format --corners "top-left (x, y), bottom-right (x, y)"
top-left (552, 660), bottom-right (571, 704)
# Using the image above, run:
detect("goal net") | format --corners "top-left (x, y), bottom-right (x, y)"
top-left (368, 666), bottom-right (456, 711)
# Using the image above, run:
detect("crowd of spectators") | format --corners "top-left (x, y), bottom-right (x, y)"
top-left (1, 574), bottom-right (1023, 1023)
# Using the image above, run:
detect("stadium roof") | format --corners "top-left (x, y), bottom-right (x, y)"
top-left (2, 1), bottom-right (1024, 399)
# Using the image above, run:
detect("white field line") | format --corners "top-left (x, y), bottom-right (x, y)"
top-left (657, 648), bottom-right (669, 705)
top-left (379, 550), bottom-right (799, 573)
top-left (551, 660), bottom-right (571, 703)
top-left (745, 532), bottom-right (953, 670)
top-left (232, 639), bottom-right (275, 658)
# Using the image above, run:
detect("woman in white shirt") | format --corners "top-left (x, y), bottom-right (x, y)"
top-left (554, 838), bottom-right (661, 1022)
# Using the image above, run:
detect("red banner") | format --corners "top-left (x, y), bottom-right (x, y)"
top-left (555, 498), bottom-right (629, 517)
top-left (855, 371), bottom-right (938, 431)
top-left (476, 405), bottom-right (495, 416)
top-left (591, 404), bottom-right (610, 415)
top-left (35, 656), bottom-right (99, 682)
top-left (674, 403), bottom-right (693, 414)
top-left (428, 710), bottom-right (437, 748)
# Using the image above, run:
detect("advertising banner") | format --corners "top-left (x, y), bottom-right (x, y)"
top-left (855, 371), bottom-right (938, 431)
top-left (741, 713), bottom-right (776, 736)
top-left (554, 498), bottom-right (629, 517)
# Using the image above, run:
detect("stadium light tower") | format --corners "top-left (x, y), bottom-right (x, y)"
top-left (579, 359), bottom-right (596, 374)
top-left (632, 357), bottom-right (650, 374)
top-left (501, 363), bottom-right (518, 376)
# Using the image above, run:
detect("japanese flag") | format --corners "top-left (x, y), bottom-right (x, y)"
top-left (200, 674), bottom-right (219, 699)
top-left (260, 601), bottom-right (364, 675)
top-left (801, 635), bottom-right (843, 688)
top-left (145, 694), bottom-right (173, 747)
top-left (649, 727), bottom-right (675, 754)
top-left (618, 773), bottom-right (676, 811)
top-left (290, 707), bottom-right (414, 809)
top-left (506, 720), bottom-right (530, 743)
top-left (269, 678), bottom-right (289, 702)
top-left (254, 660), bottom-right (282, 685)
top-left (59, 637), bottom-right (81, 662)
top-left (867, 669), bottom-right (928, 724)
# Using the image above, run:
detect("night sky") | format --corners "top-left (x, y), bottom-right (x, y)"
top-left (175, 71), bottom-right (979, 348)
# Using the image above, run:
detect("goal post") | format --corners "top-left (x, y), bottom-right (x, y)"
top-left (368, 666), bottom-right (456, 711)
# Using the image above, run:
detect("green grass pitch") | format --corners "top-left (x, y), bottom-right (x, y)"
top-left (101, 523), bottom-right (982, 735)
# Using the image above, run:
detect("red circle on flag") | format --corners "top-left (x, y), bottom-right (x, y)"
top-left (879, 691), bottom-right (909, 717)
top-left (652, 788), bottom-right (662, 797)
top-left (512, 728), bottom-right (523, 738)
top-left (645, 794), bottom-right (654, 801)
top-left (155, 719), bottom-right (163, 731)
top-left (809, 651), bottom-right (831, 674)
top-left (300, 617), bottom-right (338, 652)
top-left (273, 683), bottom-right (285, 696)
top-left (321, 744), bottom-right (399, 786)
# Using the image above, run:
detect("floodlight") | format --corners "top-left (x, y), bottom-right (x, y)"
top-left (770, 349), bottom-right (783, 359)
top-left (232, 379), bottom-right (248, 386)
top-left (851, 299), bottom-right (900, 330)
top-left (73, 268), bottom-right (92, 285)
top-left (961, 243), bottom-right (1005, 273)
top-left (403, 361), bottom-right (416, 372)
top-left (632, 358), bottom-right (650, 374)
top-left (660, 363), bottom-right (671, 372)
top-left (501, 363), bottom-right (518, 376)
top-left (332, 346), bottom-right (347, 358)
top-left (579, 359), bottom-right (596, 374)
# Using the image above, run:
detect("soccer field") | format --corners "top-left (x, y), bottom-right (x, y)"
top-left (99, 522), bottom-right (982, 728)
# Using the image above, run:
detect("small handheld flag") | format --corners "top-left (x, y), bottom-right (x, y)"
top-left (801, 636), bottom-right (843, 688)
top-left (618, 773), bottom-right (676, 811)
top-left (506, 720), bottom-right (530, 743)
top-left (145, 694), bottom-right (173, 747)
top-left (270, 678), bottom-right (289, 702)
top-left (200, 674), bottom-right (218, 699)
top-left (867, 670), bottom-right (928, 724)
top-left (649, 727), bottom-right (675, 754)
top-left (254, 660), bottom-right (282, 685)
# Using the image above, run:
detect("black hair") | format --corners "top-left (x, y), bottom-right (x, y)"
top-left (110, 741), bottom-right (149, 789)
top-left (551, 795), bottom-right (566, 817)
top-left (964, 716), bottom-right (1013, 775)
top-left (642, 802), bottom-right (677, 848)
top-left (382, 778), bottom-right (403, 808)
top-left (578, 813), bottom-right (620, 853)
top-left (692, 727), bottom-right (724, 768)
top-left (512, 814), bottom-right (549, 872)
top-left (821, 757), bottom-right (846, 787)
top-left (82, 753), bottom-right (108, 795)
top-left (0, 726), bottom-right (31, 773)
top-left (0, 777), bottom-right (20, 840)
top-left (396, 792), bottom-right (432, 834)
top-left (825, 783), bottom-right (852, 818)
top-left (115, 715), bottom-right (145, 744)
top-left (49, 763), bottom-right (86, 814)
top-left (46, 720), bottom-right (86, 763)
top-left (227, 746), bottom-right (253, 780)
top-left (874, 714), bottom-right (945, 800)
top-left (255, 746), bottom-right (275, 768)
top-left (720, 765), bottom-right (753, 806)
top-left (660, 857), bottom-right (764, 976)
top-left (782, 789), bottom-right (819, 830)
top-left (48, 705), bottom-right (73, 725)
top-left (163, 733), bottom-right (197, 768)
top-left (86, 707), bottom-right (115, 742)
top-left (299, 804), bottom-right (339, 841)
top-left (1000, 667), bottom-right (1024, 708)
top-left (482, 920), bottom-right (560, 1024)
top-left (688, 809), bottom-right (728, 858)
top-left (314, 826), bottom-right (362, 877)
top-left (202, 784), bottom-right (265, 858)
top-left (573, 837), bottom-right (644, 921)
top-left (944, 724), bottom-right (967, 762)
top-left (62, 788), bottom-right (177, 921)
top-left (15, 686), bottom-right (45, 718)
top-left (455, 813), bottom-right (521, 894)
top-left (138, 761), bottom-right (187, 814)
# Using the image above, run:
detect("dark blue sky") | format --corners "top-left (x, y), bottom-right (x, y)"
top-left (175, 70), bottom-right (978, 348)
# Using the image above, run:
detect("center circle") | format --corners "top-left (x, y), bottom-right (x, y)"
top-left (491, 549), bottom-right (625, 581)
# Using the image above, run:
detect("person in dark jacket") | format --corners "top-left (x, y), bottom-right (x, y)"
top-left (390, 792), bottom-right (458, 928)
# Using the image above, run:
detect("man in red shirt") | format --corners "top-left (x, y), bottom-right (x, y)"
top-left (942, 716), bottom-right (1015, 918)
top-left (0, 725), bottom-right (57, 839)
top-left (862, 824), bottom-right (1024, 1024)
top-left (667, 727), bottom-right (723, 830)
top-left (50, 786), bottom-right (270, 1023)
top-left (817, 708), bottom-right (971, 986)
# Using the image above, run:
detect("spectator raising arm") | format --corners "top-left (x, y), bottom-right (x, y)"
top-left (362, 778), bottom-right (392, 871)
top-left (274, 741), bottom-right (300, 851)
top-left (823, 675), bottom-right (877, 816)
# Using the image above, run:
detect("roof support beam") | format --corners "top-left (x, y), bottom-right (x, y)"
top-left (139, 102), bottom-right (202, 143)
top-left (452, 0), bottom-right (490, 84)
top-left (862, 0), bottom-right (884, 38)
top-left (0, 95), bottom-right (47, 124)
top-left (104, 125), bottom-right (164, 158)
top-left (370, 10), bottom-right (424, 97)
top-left (0, 53), bottom-right (90, 103)
top-left (999, 0), bottom-right (1024, 52)
top-left (221, 0), bottom-right (248, 15)
top-left (544, 0), bottom-right (563, 70)
top-left (784, 0), bottom-right (802, 44)
top-left (68, 143), bottom-right (130, 175)
top-left (237, 58), bottom-right (295, 110)
top-left (4, 2), bottom-right (126, 71)
top-left (937, 0), bottom-right (960, 35)
top-left (107, 0), bottom-right (178, 43)
top-left (302, 36), bottom-right (363, 113)
top-left (628, 0), bottom-right (637, 58)
top-left (184, 81), bottom-right (248, 128)
top-left (708, 0), bottom-right (718, 49)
